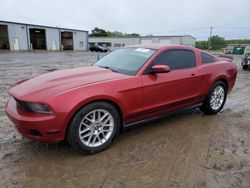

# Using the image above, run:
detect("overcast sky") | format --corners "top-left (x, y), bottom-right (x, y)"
top-left (0, 0), bottom-right (249, 40)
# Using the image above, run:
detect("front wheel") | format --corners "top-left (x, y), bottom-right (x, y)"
top-left (200, 81), bottom-right (227, 114)
top-left (67, 102), bottom-right (120, 154)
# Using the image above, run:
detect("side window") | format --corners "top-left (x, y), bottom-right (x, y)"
top-left (201, 52), bottom-right (215, 63)
top-left (154, 50), bottom-right (196, 70)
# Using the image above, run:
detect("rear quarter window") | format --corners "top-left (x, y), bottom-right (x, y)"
top-left (201, 52), bottom-right (215, 63)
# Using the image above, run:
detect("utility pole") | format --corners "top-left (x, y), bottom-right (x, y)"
top-left (208, 26), bottom-right (213, 51)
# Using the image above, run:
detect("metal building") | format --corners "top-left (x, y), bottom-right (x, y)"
top-left (0, 20), bottom-right (88, 51)
top-left (89, 35), bottom-right (196, 50)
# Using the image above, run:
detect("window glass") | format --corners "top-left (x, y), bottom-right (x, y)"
top-left (97, 42), bottom-right (104, 46)
top-left (201, 52), bottom-right (215, 63)
top-left (105, 42), bottom-right (111, 47)
top-left (114, 43), bottom-right (121, 47)
top-left (89, 42), bottom-right (95, 46)
top-left (154, 50), bottom-right (196, 70)
top-left (94, 48), bottom-right (156, 75)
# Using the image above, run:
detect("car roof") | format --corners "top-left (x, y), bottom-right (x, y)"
top-left (127, 44), bottom-right (196, 51)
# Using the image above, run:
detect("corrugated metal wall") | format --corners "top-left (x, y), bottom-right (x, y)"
top-left (0, 21), bottom-right (88, 51)
top-left (89, 36), bottom-right (195, 50)
top-left (73, 31), bottom-right (88, 51)
top-left (0, 22), bottom-right (29, 50)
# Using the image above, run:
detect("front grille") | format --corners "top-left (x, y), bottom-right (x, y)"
top-left (15, 98), bottom-right (32, 112)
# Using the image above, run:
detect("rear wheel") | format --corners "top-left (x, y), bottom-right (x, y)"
top-left (200, 81), bottom-right (227, 114)
top-left (67, 102), bottom-right (120, 154)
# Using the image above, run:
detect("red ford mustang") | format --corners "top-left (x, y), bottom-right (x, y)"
top-left (5, 44), bottom-right (237, 154)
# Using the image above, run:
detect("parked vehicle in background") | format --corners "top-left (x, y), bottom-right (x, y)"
top-left (89, 45), bottom-right (108, 52)
top-left (242, 53), bottom-right (250, 70)
top-left (5, 44), bottom-right (237, 154)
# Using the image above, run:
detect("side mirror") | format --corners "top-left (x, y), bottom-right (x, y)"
top-left (151, 65), bottom-right (170, 73)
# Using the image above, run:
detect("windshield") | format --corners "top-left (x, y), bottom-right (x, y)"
top-left (94, 48), bottom-right (156, 75)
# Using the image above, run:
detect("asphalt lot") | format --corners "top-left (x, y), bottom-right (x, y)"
top-left (0, 51), bottom-right (250, 188)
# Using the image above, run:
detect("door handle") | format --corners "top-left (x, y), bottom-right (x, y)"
top-left (191, 73), bottom-right (196, 76)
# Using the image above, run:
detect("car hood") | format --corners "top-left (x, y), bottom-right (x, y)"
top-left (9, 66), bottom-right (126, 101)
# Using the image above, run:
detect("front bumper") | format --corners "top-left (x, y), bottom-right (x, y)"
top-left (5, 97), bottom-right (65, 142)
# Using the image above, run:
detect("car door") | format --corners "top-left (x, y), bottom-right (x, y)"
top-left (141, 49), bottom-right (203, 115)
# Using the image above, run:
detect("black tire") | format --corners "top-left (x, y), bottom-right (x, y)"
top-left (200, 81), bottom-right (227, 114)
top-left (67, 102), bottom-right (120, 154)
top-left (243, 65), bottom-right (248, 70)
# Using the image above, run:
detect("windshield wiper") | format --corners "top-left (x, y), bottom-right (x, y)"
top-left (99, 66), bottom-right (118, 73)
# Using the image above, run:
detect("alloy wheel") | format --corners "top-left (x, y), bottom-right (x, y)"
top-left (78, 109), bottom-right (114, 147)
top-left (210, 85), bottom-right (225, 111)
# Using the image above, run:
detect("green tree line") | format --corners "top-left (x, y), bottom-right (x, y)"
top-left (195, 35), bottom-right (250, 50)
top-left (90, 28), bottom-right (249, 50)
top-left (89, 27), bottom-right (140, 37)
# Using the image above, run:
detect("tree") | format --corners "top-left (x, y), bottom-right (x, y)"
top-left (196, 35), bottom-right (226, 50)
top-left (90, 27), bottom-right (140, 37)
top-left (226, 39), bottom-right (250, 45)
top-left (209, 35), bottom-right (226, 50)
top-left (195, 41), bottom-right (208, 50)
top-left (125, 33), bottom-right (140, 37)
top-left (112, 31), bottom-right (124, 37)
top-left (106, 31), bottom-right (115, 37)
top-left (90, 27), bottom-right (108, 37)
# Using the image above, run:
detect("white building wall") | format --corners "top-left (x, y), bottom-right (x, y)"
top-left (159, 39), bottom-right (172, 44)
top-left (82, 32), bottom-right (88, 50)
top-left (141, 39), bottom-right (152, 44)
top-left (27, 25), bottom-right (46, 50)
top-left (46, 28), bottom-right (60, 51)
top-left (170, 37), bottom-right (181, 44)
top-left (73, 31), bottom-right (88, 51)
top-left (27, 25), bottom-right (61, 51)
top-left (181, 36), bottom-right (195, 46)
top-left (89, 37), bottom-right (139, 50)
top-left (0, 22), bottom-right (28, 50)
top-left (60, 29), bottom-right (88, 51)
top-left (89, 35), bottom-right (195, 50)
top-left (0, 21), bottom-right (88, 51)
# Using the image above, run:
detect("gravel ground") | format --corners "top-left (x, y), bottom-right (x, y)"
top-left (0, 51), bottom-right (250, 188)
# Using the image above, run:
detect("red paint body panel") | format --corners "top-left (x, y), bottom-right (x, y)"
top-left (5, 97), bottom-right (64, 142)
top-left (5, 45), bottom-right (237, 142)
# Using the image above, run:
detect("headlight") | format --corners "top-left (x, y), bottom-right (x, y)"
top-left (15, 98), bottom-right (53, 114)
top-left (27, 103), bottom-right (53, 114)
